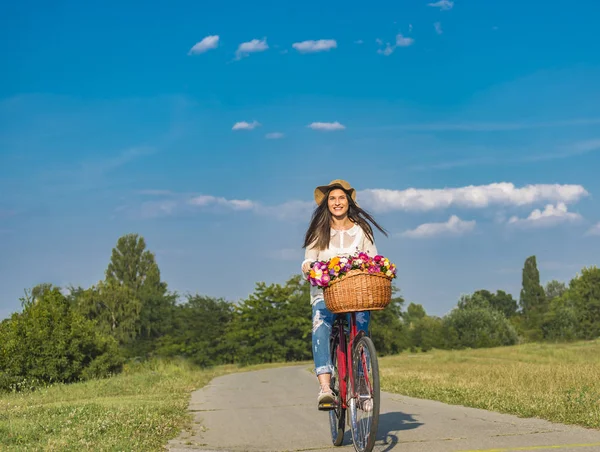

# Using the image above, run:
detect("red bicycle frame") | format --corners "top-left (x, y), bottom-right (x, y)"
top-left (334, 311), bottom-right (369, 409)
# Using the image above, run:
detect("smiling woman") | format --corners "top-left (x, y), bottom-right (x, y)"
top-left (300, 179), bottom-right (389, 407)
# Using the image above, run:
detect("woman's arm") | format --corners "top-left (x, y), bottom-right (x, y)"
top-left (301, 243), bottom-right (319, 274)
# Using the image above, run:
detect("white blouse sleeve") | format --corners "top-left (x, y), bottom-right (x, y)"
top-left (362, 232), bottom-right (378, 257)
top-left (301, 242), bottom-right (319, 274)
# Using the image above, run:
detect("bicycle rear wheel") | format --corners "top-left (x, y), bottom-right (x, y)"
top-left (349, 335), bottom-right (380, 452)
top-left (329, 334), bottom-right (346, 446)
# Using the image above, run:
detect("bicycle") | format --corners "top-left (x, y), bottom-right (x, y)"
top-left (319, 309), bottom-right (380, 452)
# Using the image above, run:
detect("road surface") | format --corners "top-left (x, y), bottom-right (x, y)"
top-left (167, 365), bottom-right (600, 452)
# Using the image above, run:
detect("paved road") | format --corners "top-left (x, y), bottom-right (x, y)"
top-left (167, 365), bottom-right (600, 452)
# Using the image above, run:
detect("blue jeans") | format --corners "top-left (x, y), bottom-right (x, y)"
top-left (311, 298), bottom-right (371, 376)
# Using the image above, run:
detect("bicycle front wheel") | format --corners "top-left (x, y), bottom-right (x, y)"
top-left (329, 336), bottom-right (346, 446)
top-left (349, 335), bottom-right (380, 452)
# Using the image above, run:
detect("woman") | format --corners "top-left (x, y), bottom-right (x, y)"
top-left (302, 179), bottom-right (388, 408)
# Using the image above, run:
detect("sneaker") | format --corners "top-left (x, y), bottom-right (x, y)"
top-left (317, 386), bottom-right (335, 407)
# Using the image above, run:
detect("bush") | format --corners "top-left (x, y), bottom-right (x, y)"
top-left (442, 306), bottom-right (519, 349)
top-left (0, 287), bottom-right (124, 392)
top-left (541, 295), bottom-right (579, 341)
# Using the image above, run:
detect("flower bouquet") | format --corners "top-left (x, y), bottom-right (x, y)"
top-left (307, 252), bottom-right (397, 313)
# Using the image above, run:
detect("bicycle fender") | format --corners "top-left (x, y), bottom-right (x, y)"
top-left (351, 330), bottom-right (367, 350)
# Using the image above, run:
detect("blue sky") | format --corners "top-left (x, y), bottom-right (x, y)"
top-left (2, 0), bottom-right (600, 320)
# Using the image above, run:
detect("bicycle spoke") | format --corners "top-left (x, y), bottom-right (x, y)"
top-left (348, 336), bottom-right (380, 452)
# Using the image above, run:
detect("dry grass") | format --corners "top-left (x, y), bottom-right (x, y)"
top-left (379, 339), bottom-right (600, 429)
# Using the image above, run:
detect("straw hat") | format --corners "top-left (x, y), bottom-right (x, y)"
top-left (314, 179), bottom-right (357, 205)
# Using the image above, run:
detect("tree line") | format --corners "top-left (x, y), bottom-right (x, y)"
top-left (1, 233), bottom-right (599, 392)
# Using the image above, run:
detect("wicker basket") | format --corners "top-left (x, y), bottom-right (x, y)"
top-left (323, 269), bottom-right (393, 313)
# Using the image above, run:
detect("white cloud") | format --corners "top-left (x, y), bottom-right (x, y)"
top-left (232, 120), bottom-right (261, 130)
top-left (235, 38), bottom-right (268, 59)
top-left (254, 200), bottom-right (314, 221)
top-left (402, 215), bottom-right (475, 238)
top-left (434, 22), bottom-right (443, 34)
top-left (188, 195), bottom-right (256, 211)
top-left (354, 40), bottom-right (364, 44)
top-left (377, 33), bottom-right (414, 55)
top-left (359, 183), bottom-right (589, 213)
top-left (265, 132), bottom-right (284, 139)
top-left (396, 33), bottom-right (414, 47)
top-left (507, 203), bottom-right (583, 228)
top-left (585, 222), bottom-right (600, 236)
top-left (128, 183), bottom-right (590, 228)
top-left (139, 200), bottom-right (180, 219)
top-left (308, 121), bottom-right (346, 131)
top-left (292, 39), bottom-right (337, 53)
top-left (377, 44), bottom-right (395, 56)
top-left (428, 0), bottom-right (454, 10)
top-left (188, 35), bottom-right (219, 55)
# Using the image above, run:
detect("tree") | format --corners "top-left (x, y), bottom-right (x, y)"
top-left (567, 266), bottom-right (600, 340)
top-left (0, 286), bottom-right (123, 391)
top-left (492, 290), bottom-right (518, 318)
top-left (105, 233), bottom-right (164, 294)
top-left (404, 303), bottom-right (426, 324)
top-left (370, 292), bottom-right (409, 355)
top-left (409, 316), bottom-right (445, 352)
top-left (519, 255), bottom-right (547, 339)
top-left (155, 295), bottom-right (235, 367)
top-left (442, 306), bottom-right (519, 349)
top-left (541, 294), bottom-right (579, 341)
top-left (103, 233), bottom-right (176, 352)
top-left (545, 280), bottom-right (567, 302)
top-left (226, 275), bottom-right (311, 365)
top-left (76, 280), bottom-right (141, 345)
top-left (457, 291), bottom-right (491, 311)
top-left (458, 290), bottom-right (517, 318)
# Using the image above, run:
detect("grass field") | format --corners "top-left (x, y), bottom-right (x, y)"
top-left (2, 341), bottom-right (599, 450)
top-left (0, 358), bottom-right (302, 451)
top-left (379, 339), bottom-right (600, 429)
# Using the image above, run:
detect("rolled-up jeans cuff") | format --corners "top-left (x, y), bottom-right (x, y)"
top-left (315, 365), bottom-right (334, 376)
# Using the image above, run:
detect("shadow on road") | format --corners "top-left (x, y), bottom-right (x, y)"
top-left (376, 411), bottom-right (423, 451)
top-left (341, 411), bottom-right (423, 451)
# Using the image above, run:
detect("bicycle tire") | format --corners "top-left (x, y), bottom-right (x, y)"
top-left (329, 335), bottom-right (346, 446)
top-left (349, 335), bottom-right (380, 452)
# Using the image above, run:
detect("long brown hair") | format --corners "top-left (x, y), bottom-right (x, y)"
top-left (303, 187), bottom-right (388, 251)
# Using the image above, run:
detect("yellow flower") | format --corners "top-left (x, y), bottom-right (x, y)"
top-left (334, 265), bottom-right (340, 272)
top-left (328, 257), bottom-right (340, 269)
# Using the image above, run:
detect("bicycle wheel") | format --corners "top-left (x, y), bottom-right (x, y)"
top-left (329, 335), bottom-right (346, 446)
top-left (349, 335), bottom-right (380, 452)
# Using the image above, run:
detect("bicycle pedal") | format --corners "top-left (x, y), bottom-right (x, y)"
top-left (318, 402), bottom-right (336, 411)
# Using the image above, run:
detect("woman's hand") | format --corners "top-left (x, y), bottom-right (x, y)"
top-left (302, 261), bottom-right (313, 274)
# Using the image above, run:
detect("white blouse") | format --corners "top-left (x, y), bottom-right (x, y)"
top-left (302, 224), bottom-right (378, 305)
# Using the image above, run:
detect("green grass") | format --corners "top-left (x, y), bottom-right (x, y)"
top-left (379, 339), bottom-right (600, 429)
top-left (3, 341), bottom-right (599, 450)
top-left (0, 358), bottom-right (306, 451)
